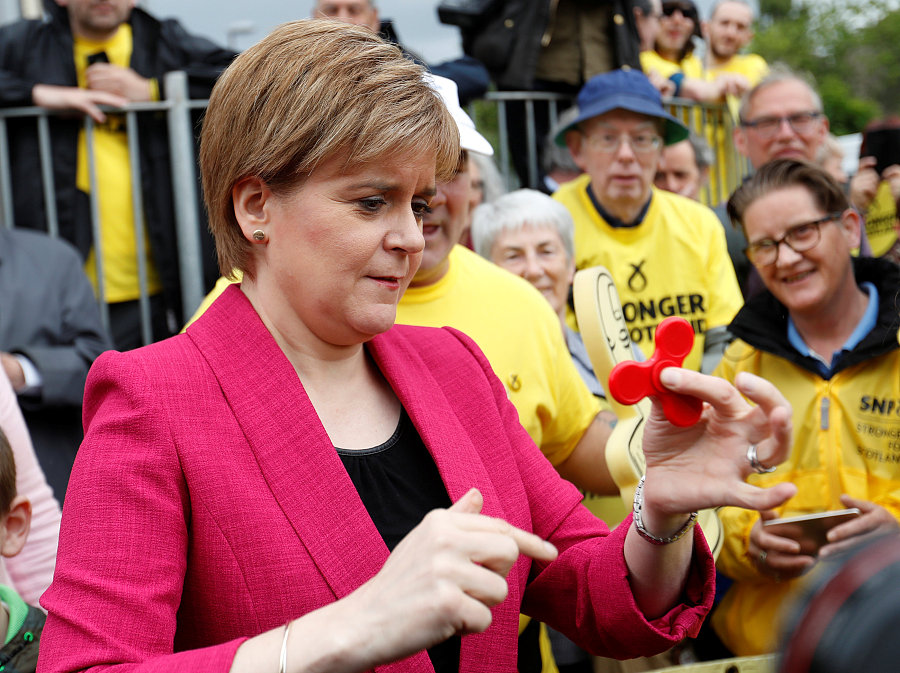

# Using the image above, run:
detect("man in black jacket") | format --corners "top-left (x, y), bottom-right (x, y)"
top-left (446, 0), bottom-right (642, 189)
top-left (0, 0), bottom-right (236, 350)
top-left (312, 0), bottom-right (489, 105)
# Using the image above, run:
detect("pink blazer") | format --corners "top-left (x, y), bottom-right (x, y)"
top-left (38, 286), bottom-right (713, 673)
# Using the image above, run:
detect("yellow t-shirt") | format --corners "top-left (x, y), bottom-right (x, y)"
top-left (555, 178), bottom-right (743, 371)
top-left (705, 53), bottom-right (768, 87)
top-left (397, 246), bottom-right (601, 466)
top-left (74, 26), bottom-right (162, 303)
top-left (639, 50), bottom-right (703, 80)
top-left (864, 180), bottom-right (898, 257)
top-left (706, 53), bottom-right (768, 118)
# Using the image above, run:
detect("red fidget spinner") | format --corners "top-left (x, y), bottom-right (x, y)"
top-left (608, 316), bottom-right (703, 427)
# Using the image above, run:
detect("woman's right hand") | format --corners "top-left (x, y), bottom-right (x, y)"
top-left (231, 489), bottom-right (557, 673)
top-left (342, 488), bottom-right (558, 666)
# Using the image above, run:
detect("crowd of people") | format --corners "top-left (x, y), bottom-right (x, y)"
top-left (0, 1), bottom-right (896, 673)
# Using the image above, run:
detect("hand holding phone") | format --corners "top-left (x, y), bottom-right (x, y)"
top-left (862, 127), bottom-right (900, 176)
top-left (763, 508), bottom-right (861, 556)
top-left (86, 51), bottom-right (109, 66)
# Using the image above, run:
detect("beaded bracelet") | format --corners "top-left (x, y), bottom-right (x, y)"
top-left (632, 475), bottom-right (698, 545)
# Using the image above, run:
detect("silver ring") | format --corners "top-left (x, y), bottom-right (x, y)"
top-left (759, 550), bottom-right (767, 565)
top-left (747, 443), bottom-right (776, 474)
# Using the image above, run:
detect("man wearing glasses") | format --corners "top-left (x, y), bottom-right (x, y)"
top-left (720, 66), bottom-right (833, 297)
top-left (706, 158), bottom-right (900, 658)
top-left (733, 66), bottom-right (828, 168)
top-left (554, 69), bottom-right (742, 373)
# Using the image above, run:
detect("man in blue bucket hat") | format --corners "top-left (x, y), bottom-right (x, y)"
top-left (553, 69), bottom-right (742, 374)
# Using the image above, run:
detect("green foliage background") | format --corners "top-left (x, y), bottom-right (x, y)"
top-left (754, 0), bottom-right (900, 135)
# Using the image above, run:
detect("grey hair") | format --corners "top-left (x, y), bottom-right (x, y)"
top-left (738, 64), bottom-right (823, 123)
top-left (469, 152), bottom-right (507, 204)
top-left (686, 132), bottom-right (714, 170)
top-left (471, 188), bottom-right (575, 261)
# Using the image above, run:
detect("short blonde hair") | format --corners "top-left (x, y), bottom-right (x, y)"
top-left (200, 20), bottom-right (460, 278)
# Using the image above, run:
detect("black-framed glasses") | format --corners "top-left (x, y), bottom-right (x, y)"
top-left (744, 212), bottom-right (843, 266)
top-left (661, 2), bottom-right (698, 20)
top-left (739, 111), bottom-right (823, 139)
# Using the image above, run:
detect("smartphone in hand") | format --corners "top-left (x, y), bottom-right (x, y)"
top-left (86, 51), bottom-right (109, 66)
top-left (763, 509), bottom-right (861, 555)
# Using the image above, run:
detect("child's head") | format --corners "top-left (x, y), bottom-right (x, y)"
top-left (0, 428), bottom-right (30, 559)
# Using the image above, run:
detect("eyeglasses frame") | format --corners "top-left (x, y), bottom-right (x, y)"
top-left (743, 210), bottom-right (845, 266)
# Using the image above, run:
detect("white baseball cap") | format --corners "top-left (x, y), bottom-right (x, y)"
top-left (426, 74), bottom-right (494, 157)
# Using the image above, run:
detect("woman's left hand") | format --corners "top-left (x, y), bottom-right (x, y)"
top-left (639, 369), bottom-right (797, 518)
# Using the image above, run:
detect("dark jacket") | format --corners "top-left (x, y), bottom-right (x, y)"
top-left (380, 18), bottom-right (489, 105)
top-left (728, 256), bottom-right (900, 379)
top-left (0, 601), bottom-right (45, 673)
top-left (0, 2), bottom-right (236, 316)
top-left (459, 0), bottom-right (640, 89)
top-left (0, 227), bottom-right (112, 499)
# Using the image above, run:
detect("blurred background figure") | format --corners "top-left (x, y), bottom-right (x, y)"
top-left (542, 108), bottom-right (584, 194)
top-left (654, 132), bottom-right (712, 201)
top-left (701, 0), bottom-right (767, 103)
top-left (442, 0), bottom-right (642, 189)
top-left (849, 117), bottom-right (900, 263)
top-left (0, 227), bottom-right (111, 501)
top-left (640, 0), bottom-right (703, 86)
top-left (314, 0), bottom-right (490, 104)
top-left (816, 133), bottom-right (849, 186)
top-left (0, 0), bottom-right (237, 351)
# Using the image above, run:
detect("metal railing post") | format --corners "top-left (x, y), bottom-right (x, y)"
top-left (125, 109), bottom-right (153, 346)
top-left (164, 70), bottom-right (205, 324)
top-left (84, 117), bottom-right (111, 334)
top-left (37, 115), bottom-right (60, 238)
top-left (0, 118), bottom-right (13, 228)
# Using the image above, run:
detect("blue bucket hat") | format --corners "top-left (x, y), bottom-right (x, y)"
top-left (554, 69), bottom-right (689, 147)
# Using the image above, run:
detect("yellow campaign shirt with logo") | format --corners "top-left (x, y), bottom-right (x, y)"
top-left (555, 178), bottom-right (743, 371)
top-left (712, 339), bottom-right (900, 655)
top-left (73, 26), bottom-right (162, 303)
top-left (396, 245), bottom-right (600, 467)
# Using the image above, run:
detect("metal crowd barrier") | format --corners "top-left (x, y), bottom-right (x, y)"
top-left (0, 78), bottom-right (747, 348)
top-left (0, 72), bottom-right (204, 347)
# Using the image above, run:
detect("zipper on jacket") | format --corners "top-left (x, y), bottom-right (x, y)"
top-left (542, 0), bottom-right (561, 47)
top-left (820, 396), bottom-right (830, 430)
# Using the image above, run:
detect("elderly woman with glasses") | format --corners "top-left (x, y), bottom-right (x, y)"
top-left (39, 20), bottom-right (797, 673)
